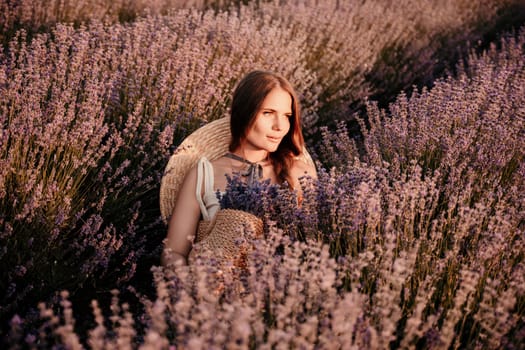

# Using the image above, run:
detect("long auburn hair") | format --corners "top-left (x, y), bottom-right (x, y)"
top-left (229, 70), bottom-right (304, 188)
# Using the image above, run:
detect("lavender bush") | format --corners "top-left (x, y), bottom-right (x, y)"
top-left (3, 0), bottom-right (524, 128)
top-left (253, 0), bottom-right (525, 124)
top-left (0, 0), bottom-right (231, 44)
top-left (17, 26), bottom-right (525, 349)
top-left (1, 0), bottom-right (524, 348)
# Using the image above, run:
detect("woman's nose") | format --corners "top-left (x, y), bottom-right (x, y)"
top-left (272, 115), bottom-right (282, 130)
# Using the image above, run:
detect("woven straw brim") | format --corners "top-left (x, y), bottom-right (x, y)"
top-left (160, 117), bottom-right (314, 222)
top-left (160, 117), bottom-right (231, 222)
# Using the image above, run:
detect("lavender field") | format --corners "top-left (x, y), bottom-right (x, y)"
top-left (1, 0), bottom-right (525, 348)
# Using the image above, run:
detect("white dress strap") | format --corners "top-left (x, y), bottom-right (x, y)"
top-left (196, 157), bottom-right (220, 221)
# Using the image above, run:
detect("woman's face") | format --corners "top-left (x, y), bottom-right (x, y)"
top-left (243, 87), bottom-right (292, 154)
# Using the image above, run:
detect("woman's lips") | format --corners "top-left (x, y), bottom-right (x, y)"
top-left (267, 136), bottom-right (281, 143)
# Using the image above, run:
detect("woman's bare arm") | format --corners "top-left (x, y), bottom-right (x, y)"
top-left (162, 166), bottom-right (201, 267)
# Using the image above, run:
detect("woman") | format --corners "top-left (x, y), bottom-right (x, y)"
top-left (162, 70), bottom-right (317, 266)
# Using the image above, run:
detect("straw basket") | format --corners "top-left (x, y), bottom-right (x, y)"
top-left (188, 208), bottom-right (264, 267)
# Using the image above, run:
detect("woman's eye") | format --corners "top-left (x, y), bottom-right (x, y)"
top-left (263, 111), bottom-right (272, 116)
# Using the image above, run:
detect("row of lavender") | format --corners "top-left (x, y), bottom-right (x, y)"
top-left (2, 0), bottom-right (518, 325)
top-left (1, 0), bottom-right (524, 348)
top-left (0, 0), bottom-right (223, 44)
top-left (28, 27), bottom-right (525, 349)
top-left (3, 0), bottom-right (523, 125)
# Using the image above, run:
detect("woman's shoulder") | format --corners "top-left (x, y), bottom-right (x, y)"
top-left (183, 157), bottom-right (213, 183)
top-left (196, 156), bottom-right (226, 173)
top-left (290, 155), bottom-right (317, 179)
top-left (208, 156), bottom-right (232, 175)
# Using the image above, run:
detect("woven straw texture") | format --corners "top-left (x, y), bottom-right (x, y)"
top-left (187, 209), bottom-right (264, 266)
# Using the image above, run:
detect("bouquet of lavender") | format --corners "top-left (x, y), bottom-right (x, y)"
top-left (218, 174), bottom-right (318, 242)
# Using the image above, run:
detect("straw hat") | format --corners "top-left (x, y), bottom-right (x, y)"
top-left (160, 117), bottom-right (230, 222)
top-left (160, 116), bottom-right (313, 223)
